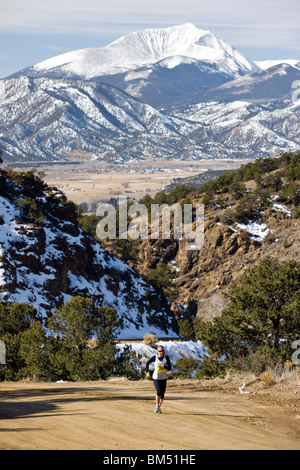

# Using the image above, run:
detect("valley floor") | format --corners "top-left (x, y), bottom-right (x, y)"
top-left (0, 377), bottom-right (299, 450)
top-left (7, 158), bottom-right (247, 205)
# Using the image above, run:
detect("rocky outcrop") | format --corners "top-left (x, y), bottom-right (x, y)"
top-left (130, 192), bottom-right (300, 322)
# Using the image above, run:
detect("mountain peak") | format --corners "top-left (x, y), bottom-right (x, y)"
top-left (21, 23), bottom-right (258, 80)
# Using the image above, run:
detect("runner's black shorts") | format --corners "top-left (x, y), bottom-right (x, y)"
top-left (153, 379), bottom-right (167, 399)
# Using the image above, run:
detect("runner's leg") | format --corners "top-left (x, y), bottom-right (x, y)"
top-left (153, 380), bottom-right (166, 408)
top-left (159, 380), bottom-right (167, 407)
top-left (153, 380), bottom-right (163, 412)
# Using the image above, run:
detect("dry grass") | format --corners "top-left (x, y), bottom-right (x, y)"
top-left (143, 333), bottom-right (158, 348)
top-left (260, 370), bottom-right (276, 386)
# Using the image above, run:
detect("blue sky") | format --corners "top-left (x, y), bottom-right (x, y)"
top-left (1, 0), bottom-right (299, 78)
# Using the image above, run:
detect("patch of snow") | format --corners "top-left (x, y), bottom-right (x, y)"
top-left (235, 221), bottom-right (270, 242)
top-left (269, 197), bottom-right (292, 217)
top-left (272, 202), bottom-right (292, 217)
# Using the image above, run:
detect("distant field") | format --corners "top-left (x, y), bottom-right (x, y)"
top-left (37, 158), bottom-right (248, 208)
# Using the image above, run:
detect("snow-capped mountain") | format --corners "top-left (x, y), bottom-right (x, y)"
top-left (10, 23), bottom-right (260, 109)
top-left (1, 23), bottom-right (299, 163)
top-left (12, 24), bottom-right (259, 80)
top-left (0, 170), bottom-right (178, 339)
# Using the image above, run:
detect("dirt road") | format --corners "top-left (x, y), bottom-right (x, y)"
top-left (0, 379), bottom-right (299, 450)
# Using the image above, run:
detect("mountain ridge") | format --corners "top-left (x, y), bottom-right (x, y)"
top-left (1, 23), bottom-right (299, 163)
top-left (10, 23), bottom-right (259, 80)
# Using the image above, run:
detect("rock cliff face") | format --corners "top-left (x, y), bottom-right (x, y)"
top-left (0, 170), bottom-right (178, 339)
top-left (127, 178), bottom-right (300, 322)
top-left (175, 207), bottom-right (300, 321)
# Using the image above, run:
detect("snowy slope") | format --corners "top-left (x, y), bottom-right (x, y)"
top-left (202, 62), bottom-right (300, 103)
top-left (116, 340), bottom-right (209, 372)
top-left (0, 176), bottom-right (178, 339)
top-left (1, 72), bottom-right (299, 163)
top-left (172, 98), bottom-right (300, 158)
top-left (255, 59), bottom-right (299, 70)
top-left (0, 76), bottom-right (196, 162)
top-left (17, 24), bottom-right (258, 80)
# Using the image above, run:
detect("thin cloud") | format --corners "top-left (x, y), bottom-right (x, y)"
top-left (0, 0), bottom-right (299, 59)
top-left (1, 0), bottom-right (299, 31)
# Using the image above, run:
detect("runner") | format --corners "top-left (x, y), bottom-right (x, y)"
top-left (146, 345), bottom-right (172, 414)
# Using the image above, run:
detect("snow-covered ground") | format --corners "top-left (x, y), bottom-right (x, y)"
top-left (0, 191), bottom-right (177, 339)
top-left (219, 195), bottom-right (293, 244)
top-left (116, 340), bottom-right (209, 372)
top-left (234, 221), bottom-right (270, 243)
top-left (270, 196), bottom-right (292, 217)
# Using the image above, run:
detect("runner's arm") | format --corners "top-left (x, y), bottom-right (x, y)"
top-left (165, 355), bottom-right (172, 371)
top-left (145, 356), bottom-right (156, 372)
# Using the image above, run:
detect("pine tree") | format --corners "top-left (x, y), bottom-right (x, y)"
top-left (196, 259), bottom-right (300, 363)
top-left (48, 296), bottom-right (122, 380)
top-left (0, 302), bottom-right (44, 380)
